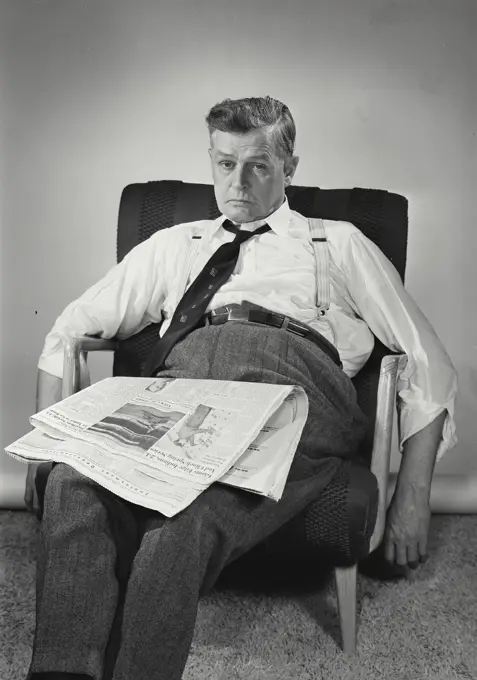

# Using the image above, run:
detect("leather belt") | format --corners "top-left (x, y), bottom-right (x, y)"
top-left (205, 304), bottom-right (342, 369)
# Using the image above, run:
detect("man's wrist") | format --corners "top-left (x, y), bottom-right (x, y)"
top-left (394, 411), bottom-right (447, 504)
top-left (394, 450), bottom-right (434, 504)
top-left (394, 474), bottom-right (432, 504)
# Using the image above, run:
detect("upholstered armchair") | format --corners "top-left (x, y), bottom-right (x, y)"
top-left (39, 181), bottom-right (407, 652)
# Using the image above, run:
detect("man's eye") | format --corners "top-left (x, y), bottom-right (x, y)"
top-left (219, 161), bottom-right (234, 169)
top-left (254, 164), bottom-right (267, 171)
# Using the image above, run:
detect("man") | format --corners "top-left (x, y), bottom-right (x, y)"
top-left (25, 96), bottom-right (457, 680)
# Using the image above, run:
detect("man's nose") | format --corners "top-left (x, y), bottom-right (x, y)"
top-left (230, 165), bottom-right (249, 189)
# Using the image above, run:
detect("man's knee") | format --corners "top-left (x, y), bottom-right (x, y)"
top-left (141, 498), bottom-right (229, 564)
top-left (44, 463), bottom-right (82, 497)
top-left (42, 463), bottom-right (102, 521)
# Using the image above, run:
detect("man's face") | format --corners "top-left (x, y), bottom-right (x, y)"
top-left (209, 128), bottom-right (298, 223)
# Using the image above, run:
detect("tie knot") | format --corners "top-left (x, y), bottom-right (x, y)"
top-left (222, 219), bottom-right (271, 243)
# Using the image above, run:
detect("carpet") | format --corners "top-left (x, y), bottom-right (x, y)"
top-left (1, 511), bottom-right (476, 680)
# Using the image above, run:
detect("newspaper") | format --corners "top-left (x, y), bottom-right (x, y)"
top-left (6, 377), bottom-right (309, 517)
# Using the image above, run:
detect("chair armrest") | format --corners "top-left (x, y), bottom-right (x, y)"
top-left (62, 335), bottom-right (119, 399)
top-left (368, 353), bottom-right (403, 553)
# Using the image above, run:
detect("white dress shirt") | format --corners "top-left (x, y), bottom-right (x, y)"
top-left (38, 198), bottom-right (458, 461)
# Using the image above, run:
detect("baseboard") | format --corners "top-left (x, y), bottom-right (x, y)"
top-left (1, 470), bottom-right (476, 513)
top-left (0, 470), bottom-right (28, 509)
top-left (387, 473), bottom-right (477, 513)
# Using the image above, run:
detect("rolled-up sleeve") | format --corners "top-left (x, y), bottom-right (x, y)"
top-left (341, 230), bottom-right (458, 461)
top-left (38, 232), bottom-right (167, 379)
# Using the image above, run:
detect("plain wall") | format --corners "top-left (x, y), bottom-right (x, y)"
top-left (1, 0), bottom-right (476, 493)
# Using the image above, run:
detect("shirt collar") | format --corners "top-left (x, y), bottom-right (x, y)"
top-left (211, 197), bottom-right (292, 237)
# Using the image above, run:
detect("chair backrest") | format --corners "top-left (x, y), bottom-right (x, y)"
top-left (113, 181), bottom-right (408, 463)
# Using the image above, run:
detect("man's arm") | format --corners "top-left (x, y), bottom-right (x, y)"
top-left (24, 370), bottom-right (63, 514)
top-left (38, 230), bottom-right (168, 380)
top-left (335, 226), bottom-right (457, 570)
top-left (36, 368), bottom-right (63, 411)
top-left (384, 409), bottom-right (447, 568)
top-left (26, 227), bottom-right (175, 512)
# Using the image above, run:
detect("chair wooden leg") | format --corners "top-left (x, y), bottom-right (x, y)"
top-left (334, 564), bottom-right (358, 653)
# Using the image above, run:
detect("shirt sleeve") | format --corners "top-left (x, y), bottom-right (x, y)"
top-left (38, 231), bottom-right (168, 379)
top-left (339, 228), bottom-right (458, 461)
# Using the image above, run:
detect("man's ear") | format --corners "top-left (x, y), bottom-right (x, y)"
top-left (284, 155), bottom-right (299, 186)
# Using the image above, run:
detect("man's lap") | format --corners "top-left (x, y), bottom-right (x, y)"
top-left (39, 320), bottom-right (366, 594)
top-left (43, 452), bottom-right (342, 593)
top-left (40, 320), bottom-right (366, 566)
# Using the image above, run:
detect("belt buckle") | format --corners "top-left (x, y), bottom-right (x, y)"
top-left (225, 305), bottom-right (246, 322)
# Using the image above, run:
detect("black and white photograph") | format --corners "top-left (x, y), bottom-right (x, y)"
top-left (1, 1), bottom-right (475, 679)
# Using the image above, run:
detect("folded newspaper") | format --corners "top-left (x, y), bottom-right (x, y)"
top-left (6, 377), bottom-right (309, 517)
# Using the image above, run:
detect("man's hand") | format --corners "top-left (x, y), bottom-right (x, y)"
top-left (25, 462), bottom-right (41, 516)
top-left (381, 410), bottom-right (446, 573)
top-left (383, 485), bottom-right (431, 571)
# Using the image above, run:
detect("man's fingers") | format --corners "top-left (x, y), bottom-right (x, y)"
top-left (383, 536), bottom-right (395, 564)
top-left (395, 543), bottom-right (408, 567)
top-left (407, 543), bottom-right (420, 569)
top-left (24, 472), bottom-right (41, 516)
top-left (419, 537), bottom-right (429, 564)
top-left (24, 488), bottom-right (33, 513)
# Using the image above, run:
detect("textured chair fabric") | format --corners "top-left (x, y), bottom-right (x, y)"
top-left (111, 181), bottom-right (408, 565)
top-left (221, 459), bottom-right (380, 578)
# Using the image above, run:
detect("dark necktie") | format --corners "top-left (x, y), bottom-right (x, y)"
top-left (142, 219), bottom-right (271, 377)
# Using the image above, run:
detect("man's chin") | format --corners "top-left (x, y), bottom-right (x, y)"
top-left (222, 202), bottom-right (259, 223)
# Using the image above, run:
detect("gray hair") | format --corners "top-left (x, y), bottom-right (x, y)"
top-left (206, 96), bottom-right (296, 160)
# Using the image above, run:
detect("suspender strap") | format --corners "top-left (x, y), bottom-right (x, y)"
top-left (308, 217), bottom-right (330, 315)
top-left (179, 219), bottom-right (330, 318)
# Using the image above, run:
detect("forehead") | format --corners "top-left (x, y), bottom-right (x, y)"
top-left (210, 128), bottom-right (279, 160)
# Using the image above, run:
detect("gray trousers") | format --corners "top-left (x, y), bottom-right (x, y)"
top-left (29, 321), bottom-right (367, 680)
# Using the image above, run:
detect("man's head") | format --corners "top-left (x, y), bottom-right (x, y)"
top-left (206, 96), bottom-right (299, 223)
